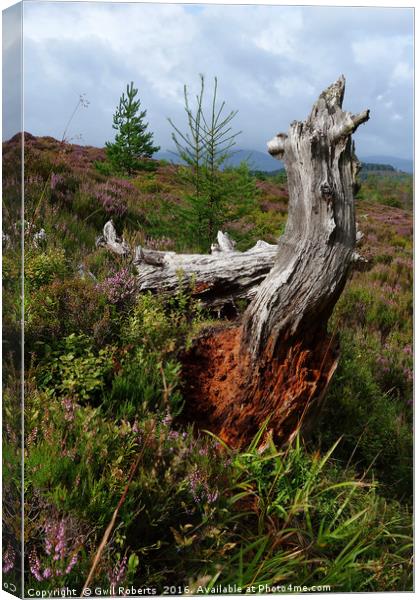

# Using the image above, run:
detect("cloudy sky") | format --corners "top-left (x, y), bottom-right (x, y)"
top-left (3, 1), bottom-right (414, 159)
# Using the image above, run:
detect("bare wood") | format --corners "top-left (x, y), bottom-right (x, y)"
top-left (242, 75), bottom-right (368, 358)
top-left (96, 219), bottom-right (130, 255)
top-left (133, 232), bottom-right (277, 308)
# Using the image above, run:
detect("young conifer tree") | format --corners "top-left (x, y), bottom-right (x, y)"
top-left (168, 75), bottom-right (241, 251)
top-left (106, 82), bottom-right (160, 174)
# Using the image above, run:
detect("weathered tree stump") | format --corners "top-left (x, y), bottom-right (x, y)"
top-left (182, 76), bottom-right (369, 447)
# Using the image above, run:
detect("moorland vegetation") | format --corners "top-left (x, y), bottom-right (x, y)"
top-left (2, 84), bottom-right (413, 593)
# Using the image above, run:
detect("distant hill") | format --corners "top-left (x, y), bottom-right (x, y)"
top-left (156, 149), bottom-right (282, 172)
top-left (360, 162), bottom-right (396, 172)
top-left (157, 149), bottom-right (413, 174)
top-left (222, 149), bottom-right (282, 171)
top-left (361, 156), bottom-right (413, 173)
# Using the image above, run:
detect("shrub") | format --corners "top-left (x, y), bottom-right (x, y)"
top-left (37, 333), bottom-right (115, 403)
top-left (24, 385), bottom-right (231, 591)
top-left (123, 288), bottom-right (205, 353)
top-left (50, 172), bottom-right (80, 207)
top-left (25, 248), bottom-right (69, 289)
top-left (94, 160), bottom-right (115, 177)
top-left (91, 180), bottom-right (132, 217)
top-left (103, 349), bottom-right (183, 420)
top-left (25, 278), bottom-right (118, 355)
top-left (102, 288), bottom-right (206, 420)
top-left (96, 267), bottom-right (137, 306)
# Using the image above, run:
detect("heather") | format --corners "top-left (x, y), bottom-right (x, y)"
top-left (2, 133), bottom-right (413, 592)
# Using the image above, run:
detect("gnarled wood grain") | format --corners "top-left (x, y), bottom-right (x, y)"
top-left (134, 232), bottom-right (277, 308)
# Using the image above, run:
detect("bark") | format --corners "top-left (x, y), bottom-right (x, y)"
top-left (182, 76), bottom-right (369, 447)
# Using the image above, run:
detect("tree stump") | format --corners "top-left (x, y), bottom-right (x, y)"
top-left (182, 76), bottom-right (369, 447)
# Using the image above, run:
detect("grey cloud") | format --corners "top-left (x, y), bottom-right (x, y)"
top-left (10, 2), bottom-right (414, 160)
top-left (3, 2), bottom-right (22, 139)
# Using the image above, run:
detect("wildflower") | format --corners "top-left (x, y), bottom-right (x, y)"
top-left (45, 518), bottom-right (66, 562)
top-left (54, 520), bottom-right (66, 560)
top-left (62, 397), bottom-right (75, 422)
top-left (109, 555), bottom-right (128, 587)
top-left (2, 544), bottom-right (15, 573)
top-left (92, 180), bottom-right (131, 217)
top-left (188, 460), bottom-right (221, 506)
top-left (188, 468), bottom-right (203, 504)
top-left (27, 427), bottom-right (38, 446)
top-left (403, 367), bottom-right (413, 382)
top-left (65, 553), bottom-right (78, 575)
top-left (50, 173), bottom-right (64, 191)
top-left (207, 490), bottom-right (219, 504)
top-left (29, 548), bottom-right (43, 581)
top-left (162, 413), bottom-right (172, 427)
top-left (96, 268), bottom-right (137, 304)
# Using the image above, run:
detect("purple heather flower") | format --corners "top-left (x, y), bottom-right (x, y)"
top-left (162, 413), bottom-right (172, 427)
top-left (188, 468), bottom-right (202, 504)
top-left (27, 427), bottom-right (38, 446)
top-left (65, 553), bottom-right (78, 575)
top-left (188, 464), bottom-right (221, 506)
top-left (92, 180), bottom-right (131, 217)
top-left (30, 516), bottom-right (81, 582)
top-left (404, 367), bottom-right (413, 382)
top-left (45, 518), bottom-right (66, 562)
top-left (109, 555), bottom-right (128, 588)
top-left (207, 490), bottom-right (219, 504)
top-left (29, 548), bottom-right (43, 581)
top-left (96, 268), bottom-right (136, 304)
top-left (2, 544), bottom-right (15, 573)
top-left (50, 173), bottom-right (64, 191)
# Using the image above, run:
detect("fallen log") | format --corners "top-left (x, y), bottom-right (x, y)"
top-left (133, 231), bottom-right (277, 308)
top-left (98, 216), bottom-right (365, 308)
top-left (182, 76), bottom-right (369, 447)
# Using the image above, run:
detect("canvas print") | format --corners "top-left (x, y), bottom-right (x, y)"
top-left (2, 0), bottom-right (413, 597)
